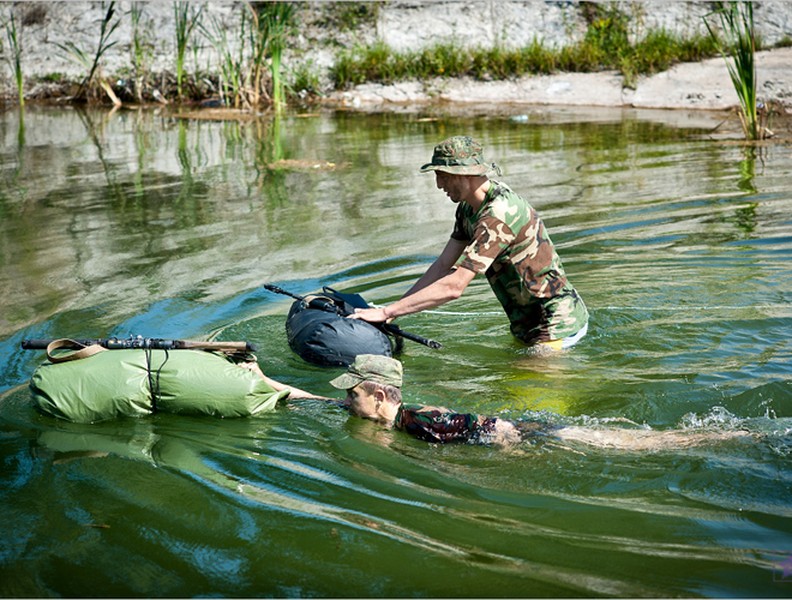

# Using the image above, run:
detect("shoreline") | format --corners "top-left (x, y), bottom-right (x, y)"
top-left (8, 47), bottom-right (792, 141)
top-left (323, 48), bottom-right (792, 114)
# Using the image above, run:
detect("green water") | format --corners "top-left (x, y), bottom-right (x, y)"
top-left (1, 106), bottom-right (790, 597)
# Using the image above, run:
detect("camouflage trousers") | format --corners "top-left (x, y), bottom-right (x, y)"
top-left (508, 288), bottom-right (589, 347)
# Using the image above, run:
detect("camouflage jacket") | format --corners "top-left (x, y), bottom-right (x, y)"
top-left (451, 180), bottom-right (588, 343)
top-left (394, 403), bottom-right (497, 444)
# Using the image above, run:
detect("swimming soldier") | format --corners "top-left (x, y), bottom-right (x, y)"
top-left (257, 355), bottom-right (746, 450)
top-left (348, 136), bottom-right (589, 351)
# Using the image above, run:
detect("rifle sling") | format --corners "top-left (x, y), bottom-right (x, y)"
top-left (46, 339), bottom-right (107, 363)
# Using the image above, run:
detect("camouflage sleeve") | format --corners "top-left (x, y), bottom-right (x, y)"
top-left (456, 214), bottom-right (516, 274)
top-left (399, 405), bottom-right (482, 444)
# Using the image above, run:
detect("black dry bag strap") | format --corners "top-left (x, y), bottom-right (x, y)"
top-left (46, 339), bottom-right (107, 364)
top-left (144, 347), bottom-right (169, 413)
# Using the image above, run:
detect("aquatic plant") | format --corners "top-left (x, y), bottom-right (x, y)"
top-left (199, 3), bottom-right (297, 110)
top-left (245, 2), bottom-right (273, 108)
top-left (255, 2), bottom-right (296, 112)
top-left (3, 9), bottom-right (24, 106)
top-left (173, 1), bottom-right (203, 100)
top-left (704, 1), bottom-right (769, 140)
top-left (53, 1), bottom-right (121, 104)
top-left (129, 2), bottom-right (153, 103)
top-left (200, 11), bottom-right (246, 108)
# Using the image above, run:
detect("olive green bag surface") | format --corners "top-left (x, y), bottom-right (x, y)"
top-left (30, 349), bottom-right (287, 423)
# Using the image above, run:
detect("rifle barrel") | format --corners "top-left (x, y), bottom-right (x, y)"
top-left (21, 338), bottom-right (257, 352)
top-left (262, 284), bottom-right (303, 301)
top-left (382, 324), bottom-right (443, 350)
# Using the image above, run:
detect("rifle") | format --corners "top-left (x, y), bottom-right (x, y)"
top-left (21, 336), bottom-right (257, 353)
top-left (263, 284), bottom-right (442, 350)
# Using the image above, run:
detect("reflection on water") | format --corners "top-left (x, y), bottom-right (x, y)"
top-left (0, 105), bottom-right (791, 597)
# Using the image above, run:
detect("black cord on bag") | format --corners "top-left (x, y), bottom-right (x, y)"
top-left (144, 348), bottom-right (169, 412)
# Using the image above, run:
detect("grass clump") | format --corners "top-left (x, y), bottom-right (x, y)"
top-left (331, 4), bottom-right (719, 90)
top-left (129, 2), bottom-right (154, 103)
top-left (200, 1), bottom-right (298, 110)
top-left (174, 1), bottom-right (204, 100)
top-left (704, 1), bottom-right (770, 140)
top-left (256, 1), bottom-right (296, 112)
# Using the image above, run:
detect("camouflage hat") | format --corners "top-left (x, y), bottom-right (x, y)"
top-left (420, 136), bottom-right (498, 176)
top-left (329, 354), bottom-right (403, 390)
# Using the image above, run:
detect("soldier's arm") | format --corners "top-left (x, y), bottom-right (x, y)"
top-left (402, 238), bottom-right (467, 298)
top-left (351, 265), bottom-right (475, 324)
top-left (251, 368), bottom-right (333, 400)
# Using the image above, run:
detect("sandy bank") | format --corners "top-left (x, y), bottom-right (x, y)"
top-left (325, 47), bottom-right (792, 117)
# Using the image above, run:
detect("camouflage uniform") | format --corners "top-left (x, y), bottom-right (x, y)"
top-left (422, 136), bottom-right (588, 345)
top-left (452, 180), bottom-right (588, 343)
top-left (395, 404), bottom-right (560, 445)
top-left (395, 403), bottom-right (498, 444)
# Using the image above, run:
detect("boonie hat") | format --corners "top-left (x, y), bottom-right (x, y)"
top-left (419, 135), bottom-right (500, 176)
top-left (329, 354), bottom-right (403, 390)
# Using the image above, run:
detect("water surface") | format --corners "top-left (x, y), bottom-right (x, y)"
top-left (1, 105), bottom-right (790, 597)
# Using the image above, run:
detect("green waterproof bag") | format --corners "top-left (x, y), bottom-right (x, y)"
top-left (30, 349), bottom-right (288, 423)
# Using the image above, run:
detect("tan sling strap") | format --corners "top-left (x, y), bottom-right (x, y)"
top-left (46, 339), bottom-right (107, 364)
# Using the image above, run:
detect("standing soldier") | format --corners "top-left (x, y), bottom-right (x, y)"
top-left (350, 136), bottom-right (589, 351)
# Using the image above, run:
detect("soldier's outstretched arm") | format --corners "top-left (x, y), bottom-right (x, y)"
top-left (403, 238), bottom-right (467, 298)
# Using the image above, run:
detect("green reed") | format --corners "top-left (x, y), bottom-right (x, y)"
top-left (256, 2), bottom-right (295, 112)
top-left (54, 1), bottom-right (120, 103)
top-left (174, 1), bottom-right (203, 100)
top-left (129, 2), bottom-right (151, 103)
top-left (704, 2), bottom-right (767, 140)
top-left (246, 4), bottom-right (268, 108)
top-left (200, 11), bottom-right (246, 107)
top-left (199, 2), bottom-right (296, 110)
top-left (3, 10), bottom-right (24, 106)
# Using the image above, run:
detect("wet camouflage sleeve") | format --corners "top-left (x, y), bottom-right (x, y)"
top-left (395, 404), bottom-right (496, 444)
top-left (451, 181), bottom-right (588, 343)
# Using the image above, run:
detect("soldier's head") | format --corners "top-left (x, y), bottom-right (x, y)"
top-left (420, 136), bottom-right (500, 203)
top-left (420, 135), bottom-right (500, 177)
top-left (329, 354), bottom-right (403, 422)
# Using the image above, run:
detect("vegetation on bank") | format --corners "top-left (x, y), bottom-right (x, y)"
top-left (0, 1), bottom-right (787, 138)
top-left (705, 2), bottom-right (772, 140)
top-left (333, 4), bottom-right (721, 90)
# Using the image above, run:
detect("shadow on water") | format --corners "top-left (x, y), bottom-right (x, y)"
top-left (0, 105), bottom-right (791, 597)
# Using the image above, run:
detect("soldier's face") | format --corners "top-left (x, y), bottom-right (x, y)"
top-left (344, 384), bottom-right (379, 420)
top-left (435, 171), bottom-right (465, 203)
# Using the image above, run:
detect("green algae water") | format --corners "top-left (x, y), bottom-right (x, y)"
top-left (1, 105), bottom-right (790, 597)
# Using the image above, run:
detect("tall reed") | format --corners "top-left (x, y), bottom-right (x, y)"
top-left (200, 11), bottom-right (247, 108)
top-left (704, 1), bottom-right (767, 140)
top-left (256, 2), bottom-right (295, 111)
top-left (54, 1), bottom-right (120, 104)
top-left (174, 1), bottom-right (203, 100)
top-left (3, 10), bottom-right (24, 106)
top-left (129, 2), bottom-right (150, 103)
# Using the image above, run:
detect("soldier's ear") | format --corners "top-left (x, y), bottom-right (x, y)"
top-left (373, 388), bottom-right (387, 405)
